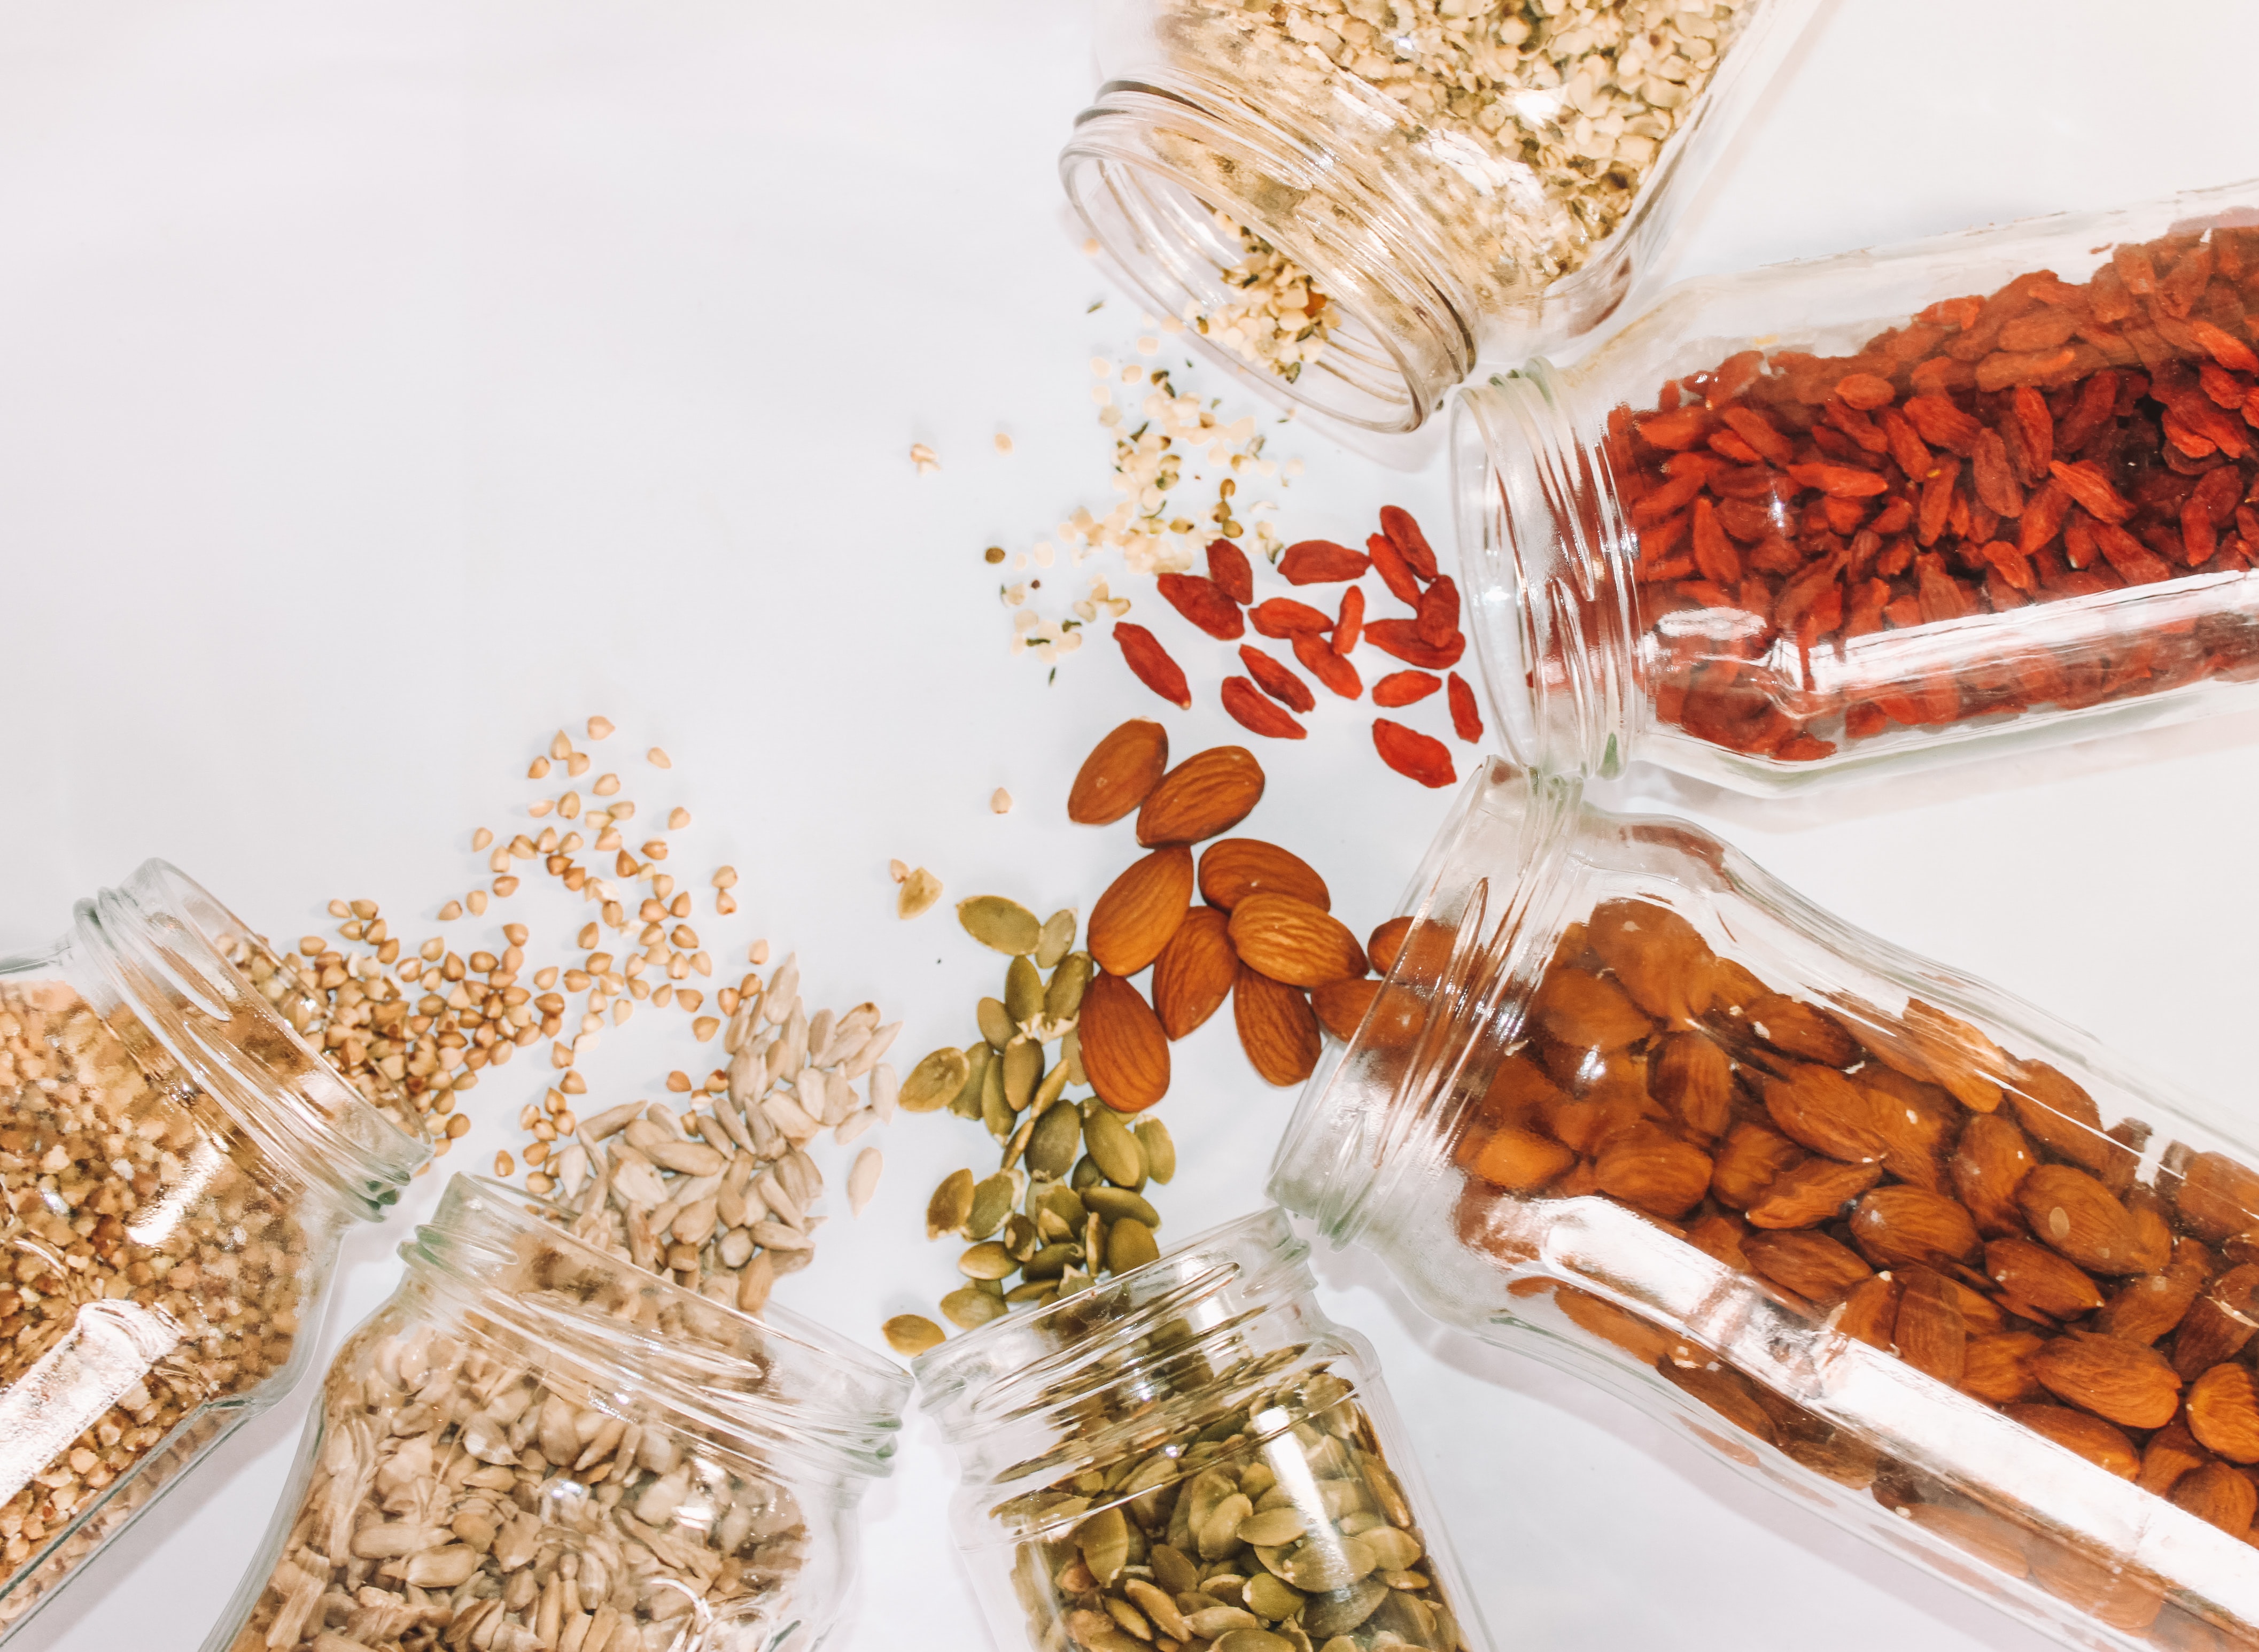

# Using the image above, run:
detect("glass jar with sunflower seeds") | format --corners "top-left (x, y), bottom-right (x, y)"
top-left (1063, 0), bottom-right (1820, 432)
top-left (206, 1175), bottom-right (910, 1652)
top-left (917, 1206), bottom-right (1487, 1652)
top-left (0, 859), bottom-right (428, 1643)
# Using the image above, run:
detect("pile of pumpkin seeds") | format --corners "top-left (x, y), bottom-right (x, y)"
top-left (881, 897), bottom-right (1175, 1355)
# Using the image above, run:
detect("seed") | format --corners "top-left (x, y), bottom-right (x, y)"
top-left (903, 1048), bottom-right (973, 1114)
top-left (959, 895), bottom-right (1044, 956)
top-left (976, 997), bottom-right (1016, 1050)
top-left (1107, 1219), bottom-right (1160, 1273)
top-left (1036, 909), bottom-right (1078, 970)
top-left (1044, 952), bottom-right (1094, 1022)
top-left (493, 1151), bottom-right (514, 1176)
top-left (648, 747), bottom-right (672, 768)
top-left (959, 1240), bottom-right (1016, 1281)
top-left (471, 827), bottom-right (494, 850)
top-left (1243, 1573), bottom-right (1305, 1622)
top-left (1005, 955), bottom-right (1045, 1025)
top-left (1083, 1103), bottom-right (1146, 1188)
top-left (1132, 1118), bottom-right (1176, 1183)
top-left (587, 714), bottom-right (614, 739)
top-left (898, 867), bottom-right (944, 919)
top-left (967, 1172), bottom-right (1019, 1240)
top-left (941, 1285), bottom-right (1007, 1329)
top-left (1002, 1040), bottom-right (1044, 1111)
top-left (992, 788), bottom-right (1013, 814)
top-left (1082, 1185), bottom-right (1161, 1228)
top-left (849, 1147), bottom-right (882, 1215)
top-left (883, 1314), bottom-right (945, 1356)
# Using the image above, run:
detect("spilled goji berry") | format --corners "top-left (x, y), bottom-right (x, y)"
top-left (1292, 631), bottom-right (1362, 699)
top-left (1362, 619), bottom-right (1464, 670)
top-left (1379, 506), bottom-right (1439, 581)
top-left (1415, 576), bottom-right (1461, 647)
top-left (1278, 539), bottom-right (1371, 584)
top-left (1239, 644), bottom-right (1315, 713)
top-left (1206, 537), bottom-right (1255, 605)
top-left (1333, 586), bottom-right (1364, 655)
top-left (1447, 672), bottom-right (1483, 742)
top-left (1371, 719), bottom-right (1455, 788)
top-left (1112, 623), bottom-right (1190, 710)
top-left (1372, 670), bottom-right (1441, 708)
top-left (1366, 532), bottom-right (1424, 609)
top-left (1155, 572), bottom-right (1245, 640)
top-left (1221, 677), bottom-right (1307, 740)
top-left (1248, 597), bottom-right (1334, 638)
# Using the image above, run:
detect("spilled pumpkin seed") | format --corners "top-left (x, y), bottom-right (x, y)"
top-left (958, 895), bottom-right (1042, 955)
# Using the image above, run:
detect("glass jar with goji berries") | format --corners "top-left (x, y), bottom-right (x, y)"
top-left (1455, 179), bottom-right (2259, 793)
top-left (1062, 0), bottom-right (1819, 433)
top-left (0, 860), bottom-right (428, 1643)
top-left (1272, 757), bottom-right (2259, 1650)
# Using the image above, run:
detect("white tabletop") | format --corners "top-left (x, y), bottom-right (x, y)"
top-left (4, 4), bottom-right (2259, 1650)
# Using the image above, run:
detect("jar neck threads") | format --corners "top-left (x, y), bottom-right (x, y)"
top-left (66, 858), bottom-right (425, 1219)
top-left (1454, 369), bottom-right (1642, 779)
top-left (1061, 77), bottom-right (1474, 433)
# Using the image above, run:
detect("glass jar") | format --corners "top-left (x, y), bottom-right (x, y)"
top-left (208, 1174), bottom-right (910, 1652)
top-left (917, 1206), bottom-right (1487, 1652)
top-left (0, 859), bottom-right (426, 1641)
top-left (1274, 758), bottom-right (2259, 1649)
top-left (1062, 0), bottom-right (1818, 433)
top-left (1455, 178), bottom-right (2259, 795)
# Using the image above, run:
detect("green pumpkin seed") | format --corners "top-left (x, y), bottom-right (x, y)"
top-left (1037, 909), bottom-right (1078, 970)
top-left (980, 1065), bottom-right (1013, 1140)
top-left (1236, 1507), bottom-right (1307, 1547)
top-left (882, 1314), bottom-right (944, 1356)
top-left (949, 1042), bottom-right (991, 1119)
top-left (1210, 1632), bottom-right (1293, 1652)
top-left (1298, 1577), bottom-right (1391, 1639)
top-left (1150, 1545), bottom-right (1200, 1596)
top-left (1023, 1242), bottom-right (1080, 1281)
top-left (1035, 1205), bottom-right (1073, 1242)
top-left (1004, 1278), bottom-right (1055, 1305)
top-left (926, 1168), bottom-right (974, 1239)
top-left (1131, 1118), bottom-right (1176, 1183)
top-left (1028, 1098), bottom-right (1083, 1179)
top-left (958, 1242), bottom-right (1015, 1280)
top-left (1243, 1572), bottom-right (1305, 1622)
top-left (1061, 1025), bottom-right (1086, 1084)
top-left (1080, 1185), bottom-right (1161, 1228)
top-left (1004, 954), bottom-right (1045, 1025)
top-left (939, 1285), bottom-right (1005, 1330)
top-left (1106, 1218), bottom-right (1160, 1274)
top-left (1076, 1505), bottom-right (1130, 1584)
top-left (1030, 1058), bottom-right (1071, 1115)
top-left (976, 996), bottom-right (1015, 1050)
top-left (901, 1047), bottom-right (972, 1114)
top-left (958, 895), bottom-right (1042, 956)
top-left (1035, 1182), bottom-right (1087, 1231)
top-left (1358, 1527), bottom-right (1422, 1571)
top-left (1002, 1212), bottom-right (1039, 1261)
top-left (1070, 1154), bottom-right (1103, 1191)
top-left (966, 1171), bottom-right (1018, 1240)
top-left (999, 1108), bottom-right (1035, 1170)
top-left (1045, 952), bottom-right (1093, 1022)
top-left (1183, 1608), bottom-right (1261, 1639)
top-left (1083, 1103), bottom-right (1146, 1188)
top-left (1002, 1038), bottom-right (1043, 1111)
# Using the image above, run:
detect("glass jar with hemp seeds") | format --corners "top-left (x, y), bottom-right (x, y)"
top-left (1062, 0), bottom-right (1819, 433)
top-left (916, 1205), bottom-right (1485, 1652)
top-left (0, 859), bottom-right (427, 1642)
top-left (206, 1174), bottom-right (910, 1652)
top-left (1274, 759), bottom-right (2259, 1651)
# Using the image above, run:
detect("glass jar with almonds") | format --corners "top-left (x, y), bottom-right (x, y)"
top-left (207, 1174), bottom-right (909, 1652)
top-left (1062, 0), bottom-right (1817, 432)
top-left (0, 859), bottom-right (428, 1642)
top-left (916, 1206), bottom-right (1487, 1652)
top-left (1274, 758), bottom-right (2259, 1650)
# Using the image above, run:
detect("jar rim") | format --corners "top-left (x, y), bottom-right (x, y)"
top-left (76, 858), bottom-right (428, 1216)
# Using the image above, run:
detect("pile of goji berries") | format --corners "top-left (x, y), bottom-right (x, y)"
top-left (1617, 226), bottom-right (2259, 762)
top-left (1110, 506), bottom-right (1482, 788)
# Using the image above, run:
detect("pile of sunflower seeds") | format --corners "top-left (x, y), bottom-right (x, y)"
top-left (881, 900), bottom-right (1175, 1357)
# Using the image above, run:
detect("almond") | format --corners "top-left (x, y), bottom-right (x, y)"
top-left (1227, 893), bottom-right (1367, 988)
top-left (1683, 1212), bottom-right (1751, 1273)
top-left (1847, 1185), bottom-right (1980, 1269)
top-left (2028, 1331), bottom-right (2182, 1428)
top-left (1763, 1066), bottom-right (1887, 1164)
top-left (1068, 719), bottom-right (1169, 825)
top-left (1310, 976), bottom-right (1379, 1042)
top-left (1895, 1265), bottom-right (1966, 1384)
top-left (2171, 1264), bottom-right (2259, 1379)
top-left (1593, 1135), bottom-right (1712, 1220)
top-left (1900, 998), bottom-right (2007, 1115)
top-left (1530, 967), bottom-right (1654, 1052)
top-left (1709, 1120), bottom-right (1806, 1211)
top-left (1649, 1031), bottom-right (1733, 1140)
top-left (1086, 846), bottom-right (1194, 977)
top-left (1466, 1052), bottom-right (1569, 1135)
top-left (2125, 1185), bottom-right (2175, 1275)
top-left (1745, 993), bottom-right (1859, 1066)
top-left (1984, 1237), bottom-right (2104, 1320)
top-left (2007, 1401), bottom-right (2139, 1478)
top-left (2012, 1059), bottom-right (2134, 1187)
top-left (1464, 1128), bottom-right (1576, 1192)
top-left (2023, 1545), bottom-right (2160, 1630)
top-left (2138, 1422), bottom-right (2210, 1496)
top-left (1583, 899), bottom-right (1714, 1024)
top-left (2186, 1363), bottom-right (2259, 1464)
top-left (1837, 1276), bottom-right (1901, 1348)
top-left (2094, 1240), bottom-right (2208, 1346)
top-left (1857, 1064), bottom-right (1955, 1193)
top-left (1742, 1229), bottom-right (1872, 1303)
top-left (1197, 839), bottom-right (1329, 911)
top-left (1961, 1332), bottom-right (2045, 1405)
top-left (1659, 1361), bottom-right (1778, 1446)
top-left (1232, 964), bottom-right (1320, 1087)
top-left (1900, 1504), bottom-right (2028, 1579)
top-left (2172, 1150), bottom-right (2259, 1245)
top-left (1555, 1286), bottom-right (1676, 1366)
top-left (2019, 1164), bottom-right (2144, 1275)
top-left (1366, 916), bottom-right (1412, 977)
top-left (1744, 1158), bottom-right (1882, 1230)
top-left (1076, 972), bottom-right (1170, 1113)
top-left (1135, 746), bottom-right (1264, 847)
top-left (1950, 1114), bottom-right (2036, 1238)
top-left (1148, 906), bottom-right (1237, 1040)
top-left (2170, 1461), bottom-right (2257, 1535)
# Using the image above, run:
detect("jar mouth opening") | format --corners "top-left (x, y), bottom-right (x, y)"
top-left (1061, 87), bottom-right (1470, 435)
top-left (409, 1176), bottom-right (910, 1480)
top-left (79, 859), bottom-right (428, 1215)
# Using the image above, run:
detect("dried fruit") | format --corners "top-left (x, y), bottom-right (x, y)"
top-left (1291, 630), bottom-right (1362, 699)
top-left (1362, 619), bottom-right (1465, 670)
top-left (1087, 846), bottom-right (1196, 976)
top-left (1373, 670), bottom-right (1442, 708)
top-left (1447, 671), bottom-right (1484, 742)
top-left (1248, 596), bottom-right (1333, 637)
top-left (1226, 893), bottom-right (1367, 987)
top-left (1278, 538), bottom-right (1371, 584)
top-left (1150, 906), bottom-right (1238, 1040)
top-left (1233, 965), bottom-right (1321, 1086)
top-left (1371, 718), bottom-right (1456, 787)
top-left (1238, 644), bottom-right (1315, 712)
top-left (1113, 622), bottom-right (1192, 709)
top-left (1220, 676), bottom-right (1308, 739)
top-left (1077, 973), bottom-right (1171, 1113)
top-left (1136, 746), bottom-right (1266, 846)
top-left (1207, 537), bottom-right (1254, 604)
top-left (1156, 571), bottom-right (1247, 639)
top-left (1380, 505), bottom-right (1438, 582)
top-left (1069, 720), bottom-right (1170, 825)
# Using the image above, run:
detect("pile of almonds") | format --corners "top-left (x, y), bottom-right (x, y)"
top-left (1112, 507), bottom-right (1481, 788)
top-left (1068, 722), bottom-right (1406, 1101)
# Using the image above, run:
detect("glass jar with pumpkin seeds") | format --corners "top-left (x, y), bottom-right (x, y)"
top-left (206, 1175), bottom-right (909, 1652)
top-left (916, 1207), bottom-right (1486, 1652)
top-left (0, 860), bottom-right (427, 1643)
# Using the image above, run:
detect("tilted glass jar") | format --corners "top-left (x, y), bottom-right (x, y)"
top-left (1455, 179), bottom-right (2259, 794)
top-left (208, 1175), bottom-right (909, 1652)
top-left (0, 859), bottom-right (426, 1641)
top-left (1273, 758), bottom-right (2259, 1650)
top-left (917, 1207), bottom-right (1488, 1652)
top-left (1062, 0), bottom-right (1818, 433)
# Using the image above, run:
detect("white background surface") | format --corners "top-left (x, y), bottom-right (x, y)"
top-left (5, 3), bottom-right (2259, 1649)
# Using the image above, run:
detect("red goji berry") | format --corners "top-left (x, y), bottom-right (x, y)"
top-left (1835, 373), bottom-right (1896, 410)
top-left (1248, 597), bottom-right (1333, 638)
top-left (1362, 618), bottom-right (1464, 669)
top-left (1292, 631), bottom-right (1361, 699)
top-left (1371, 719), bottom-right (1455, 788)
top-left (1238, 645), bottom-right (1315, 713)
top-left (1221, 677), bottom-right (1307, 739)
top-left (1112, 623), bottom-right (1190, 709)
top-left (1415, 576), bottom-right (1461, 647)
top-left (2192, 318), bottom-right (2259, 375)
top-left (1447, 672), bottom-right (1484, 742)
top-left (1155, 572), bottom-right (1245, 640)
top-left (1378, 506), bottom-right (1439, 581)
top-left (1333, 587), bottom-right (1364, 655)
top-left (1206, 537), bottom-right (1254, 604)
top-left (1277, 539), bottom-right (1371, 584)
top-left (2048, 460), bottom-right (2134, 524)
top-left (1366, 532), bottom-right (1423, 608)
top-left (1371, 670), bottom-right (1440, 708)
